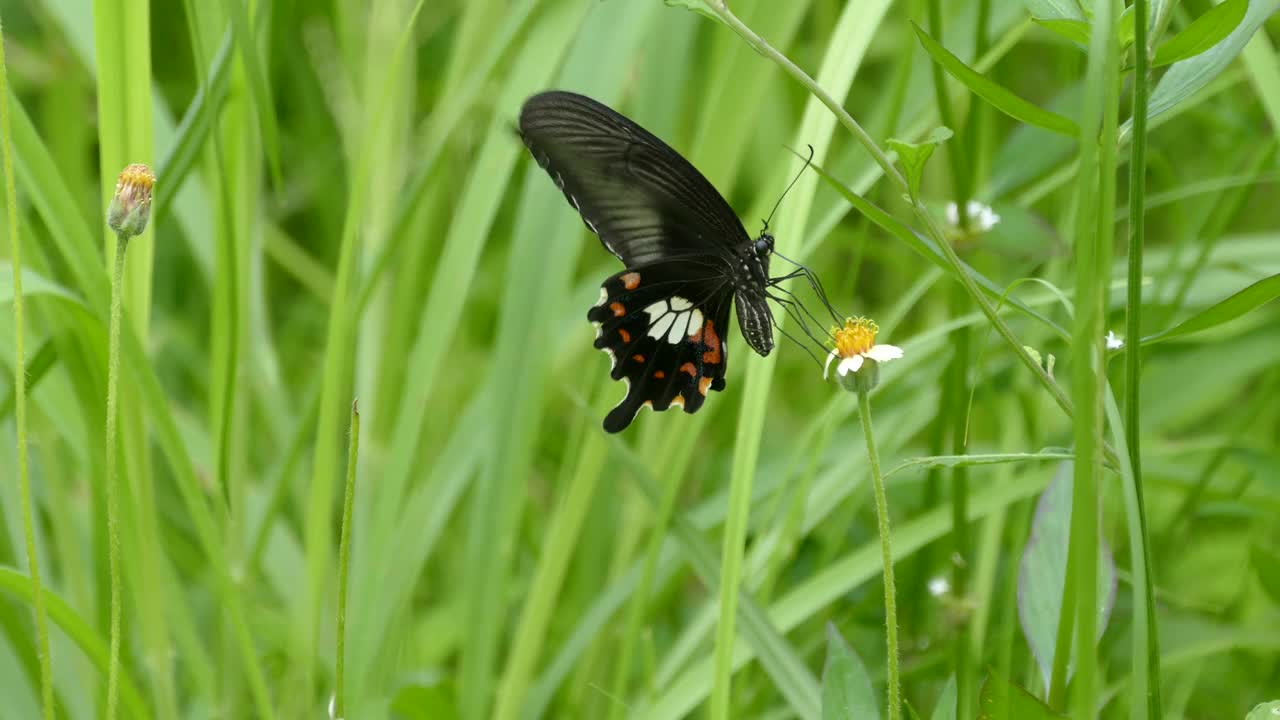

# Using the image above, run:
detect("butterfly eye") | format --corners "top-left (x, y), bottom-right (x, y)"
top-left (755, 234), bottom-right (774, 257)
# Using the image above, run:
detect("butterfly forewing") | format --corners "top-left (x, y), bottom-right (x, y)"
top-left (518, 91), bottom-right (752, 266)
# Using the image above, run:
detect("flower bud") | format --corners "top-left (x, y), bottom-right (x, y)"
top-left (838, 357), bottom-right (880, 393)
top-left (107, 164), bottom-right (155, 239)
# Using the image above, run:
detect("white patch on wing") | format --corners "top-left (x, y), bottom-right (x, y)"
top-left (596, 286), bottom-right (608, 306)
top-left (643, 297), bottom-right (704, 344)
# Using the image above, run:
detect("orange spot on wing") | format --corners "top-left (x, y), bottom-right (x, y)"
top-left (618, 328), bottom-right (631, 343)
top-left (632, 354), bottom-right (645, 363)
top-left (610, 302), bottom-right (625, 317)
top-left (702, 321), bottom-right (722, 364)
top-left (699, 377), bottom-right (713, 396)
top-left (680, 362), bottom-right (696, 377)
top-left (654, 370), bottom-right (665, 379)
top-left (622, 272), bottom-right (641, 290)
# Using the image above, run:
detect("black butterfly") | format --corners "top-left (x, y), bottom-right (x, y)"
top-left (519, 90), bottom-right (828, 433)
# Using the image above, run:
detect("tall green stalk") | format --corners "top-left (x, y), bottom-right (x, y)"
top-left (335, 400), bottom-right (361, 720)
top-left (1125, 0), bottom-right (1164, 715)
top-left (921, 2), bottom-right (976, 709)
top-left (105, 230), bottom-right (128, 720)
top-left (859, 389), bottom-right (901, 720)
top-left (1069, 1), bottom-right (1121, 718)
top-left (0, 15), bottom-right (55, 720)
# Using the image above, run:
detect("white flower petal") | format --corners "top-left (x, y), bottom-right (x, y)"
top-left (838, 355), bottom-right (864, 376)
top-left (945, 202), bottom-right (959, 226)
top-left (864, 344), bottom-right (904, 362)
top-left (823, 350), bottom-right (837, 379)
top-left (1105, 331), bottom-right (1124, 350)
top-left (927, 576), bottom-right (950, 597)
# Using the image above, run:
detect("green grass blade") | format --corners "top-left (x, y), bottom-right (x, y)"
top-left (911, 23), bottom-right (1080, 138)
top-left (1142, 273), bottom-right (1280, 344)
top-left (1152, 0), bottom-right (1248, 66)
top-left (706, 2), bottom-right (891, 716)
top-left (0, 568), bottom-right (151, 719)
top-left (219, 0), bottom-right (282, 189)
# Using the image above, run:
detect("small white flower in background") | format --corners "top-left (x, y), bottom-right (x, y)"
top-left (824, 317), bottom-right (904, 379)
top-left (927, 576), bottom-right (951, 597)
top-left (945, 200), bottom-right (1001, 233)
top-left (328, 694), bottom-right (337, 720)
top-left (1105, 331), bottom-right (1125, 350)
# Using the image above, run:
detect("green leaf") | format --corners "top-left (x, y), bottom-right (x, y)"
top-left (1141, 273), bottom-right (1280, 345)
top-left (931, 675), bottom-right (957, 720)
top-left (1249, 543), bottom-right (1280, 605)
top-left (1016, 463), bottom-right (1117, 689)
top-left (0, 262), bottom-right (84, 307)
top-left (1140, 0), bottom-right (1280, 125)
top-left (1247, 701), bottom-right (1280, 720)
top-left (911, 23), bottom-right (1080, 137)
top-left (390, 681), bottom-right (457, 720)
top-left (1023, 0), bottom-right (1087, 21)
top-left (663, 0), bottom-right (723, 24)
top-left (1034, 18), bottom-right (1092, 46)
top-left (887, 126), bottom-right (953, 200)
top-left (822, 624), bottom-right (879, 720)
top-left (1118, 5), bottom-right (1136, 48)
top-left (1153, 0), bottom-right (1250, 67)
top-left (976, 672), bottom-right (1066, 720)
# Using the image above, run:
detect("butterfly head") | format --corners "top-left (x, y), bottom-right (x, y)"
top-left (754, 232), bottom-right (774, 259)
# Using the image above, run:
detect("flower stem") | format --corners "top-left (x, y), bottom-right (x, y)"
top-left (858, 389), bottom-right (900, 720)
top-left (0, 17), bottom-right (55, 718)
top-left (106, 230), bottom-right (129, 720)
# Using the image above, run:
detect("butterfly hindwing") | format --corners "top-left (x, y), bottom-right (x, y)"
top-left (587, 260), bottom-right (732, 433)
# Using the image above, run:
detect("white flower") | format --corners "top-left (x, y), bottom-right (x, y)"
top-left (1105, 331), bottom-right (1124, 350)
top-left (823, 317), bottom-right (905, 378)
top-left (945, 200), bottom-right (1001, 233)
top-left (927, 576), bottom-right (951, 597)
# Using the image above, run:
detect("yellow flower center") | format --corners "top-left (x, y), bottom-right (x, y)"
top-left (115, 164), bottom-right (155, 207)
top-left (831, 317), bottom-right (878, 358)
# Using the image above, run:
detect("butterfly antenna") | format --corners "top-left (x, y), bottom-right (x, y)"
top-left (761, 144), bottom-right (815, 232)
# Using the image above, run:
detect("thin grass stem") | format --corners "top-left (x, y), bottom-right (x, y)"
top-left (0, 16), bottom-right (55, 719)
top-left (1125, 0), bottom-right (1163, 716)
top-left (335, 400), bottom-right (360, 719)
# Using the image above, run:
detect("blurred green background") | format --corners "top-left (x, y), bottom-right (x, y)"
top-left (1, 0), bottom-right (1279, 718)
